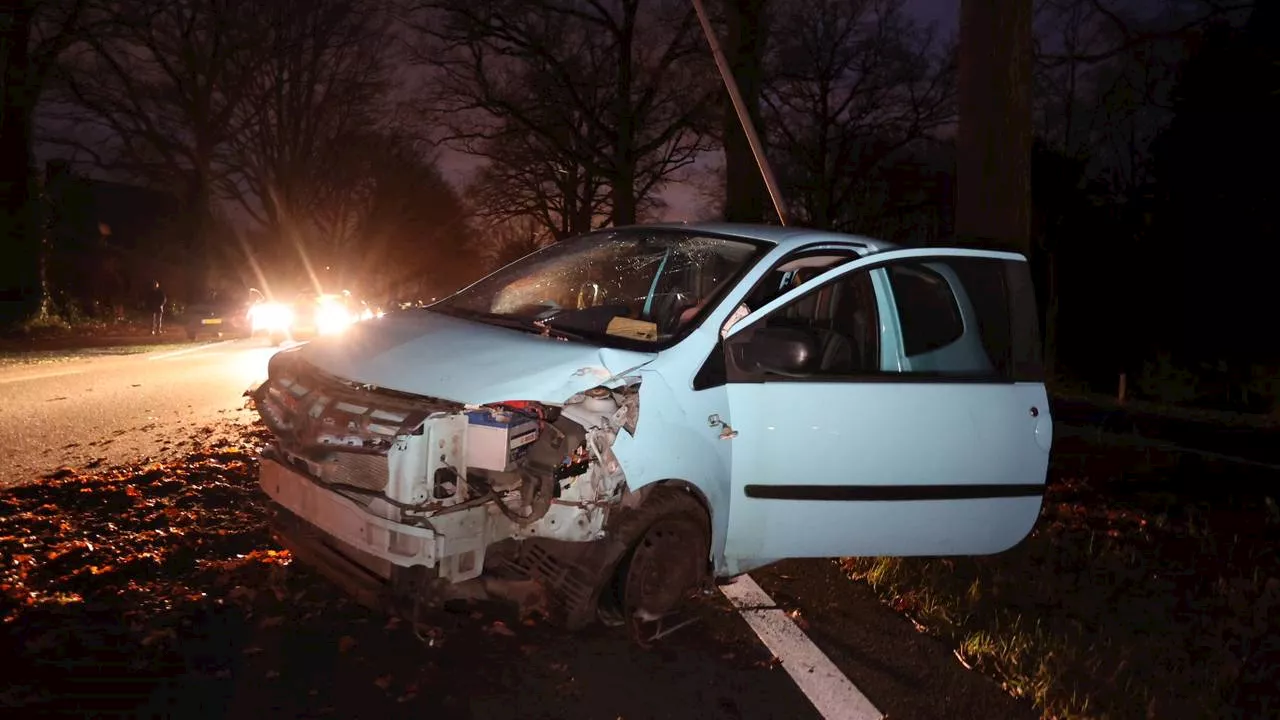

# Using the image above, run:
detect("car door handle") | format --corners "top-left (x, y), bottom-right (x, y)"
top-left (708, 414), bottom-right (738, 440)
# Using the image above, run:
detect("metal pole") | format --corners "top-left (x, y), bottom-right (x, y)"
top-left (690, 0), bottom-right (788, 226)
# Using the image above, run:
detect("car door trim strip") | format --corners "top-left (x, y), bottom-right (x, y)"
top-left (743, 483), bottom-right (1044, 501)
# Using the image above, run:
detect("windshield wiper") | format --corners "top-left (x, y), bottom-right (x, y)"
top-left (531, 318), bottom-right (592, 342)
top-left (463, 312), bottom-right (588, 342)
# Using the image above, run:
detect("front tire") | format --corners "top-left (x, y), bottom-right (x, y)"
top-left (596, 488), bottom-right (711, 644)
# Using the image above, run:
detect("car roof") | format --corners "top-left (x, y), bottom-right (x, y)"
top-left (613, 221), bottom-right (902, 255)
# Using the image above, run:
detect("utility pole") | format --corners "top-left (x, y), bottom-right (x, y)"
top-left (690, 0), bottom-right (787, 226)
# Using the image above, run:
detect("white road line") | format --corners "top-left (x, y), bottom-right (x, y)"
top-left (0, 369), bottom-right (85, 385)
top-left (721, 575), bottom-right (882, 720)
top-left (148, 339), bottom-right (236, 361)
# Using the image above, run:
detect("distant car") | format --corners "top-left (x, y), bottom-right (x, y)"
top-left (183, 298), bottom-right (252, 340)
top-left (252, 222), bottom-right (1053, 643)
top-left (258, 291), bottom-right (369, 346)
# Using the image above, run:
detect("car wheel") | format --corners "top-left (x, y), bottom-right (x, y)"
top-left (595, 488), bottom-right (711, 645)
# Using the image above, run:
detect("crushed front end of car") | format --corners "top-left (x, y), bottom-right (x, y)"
top-left (248, 347), bottom-right (686, 635)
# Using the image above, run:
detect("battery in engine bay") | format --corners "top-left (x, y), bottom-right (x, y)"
top-left (465, 409), bottom-right (540, 471)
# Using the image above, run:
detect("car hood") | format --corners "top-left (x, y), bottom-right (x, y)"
top-left (293, 310), bottom-right (657, 404)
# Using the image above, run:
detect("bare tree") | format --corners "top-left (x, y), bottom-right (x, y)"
top-left (472, 214), bottom-right (555, 271)
top-left (465, 118), bottom-right (612, 240)
top-left (46, 0), bottom-right (398, 294)
top-left (223, 0), bottom-right (392, 242)
top-left (1031, 0), bottom-right (1245, 196)
top-left (42, 0), bottom-right (266, 296)
top-left (312, 131), bottom-right (476, 298)
top-left (405, 0), bottom-right (715, 234)
top-left (762, 0), bottom-right (955, 232)
top-left (1036, 0), bottom-right (1253, 67)
top-left (1, 0), bottom-right (88, 321)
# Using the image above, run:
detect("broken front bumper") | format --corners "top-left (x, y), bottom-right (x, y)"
top-left (262, 464), bottom-right (592, 629)
top-left (258, 456), bottom-right (505, 582)
top-left (267, 500), bottom-right (393, 612)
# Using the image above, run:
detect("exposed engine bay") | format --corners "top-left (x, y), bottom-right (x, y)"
top-left (250, 350), bottom-right (681, 633)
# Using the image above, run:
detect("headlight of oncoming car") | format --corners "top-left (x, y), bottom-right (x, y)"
top-left (315, 301), bottom-right (354, 335)
top-left (251, 302), bottom-right (293, 332)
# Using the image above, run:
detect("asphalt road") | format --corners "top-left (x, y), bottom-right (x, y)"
top-left (0, 337), bottom-right (277, 485)
top-left (0, 338), bottom-right (1036, 719)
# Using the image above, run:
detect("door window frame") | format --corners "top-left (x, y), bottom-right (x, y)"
top-left (720, 248), bottom-right (1039, 386)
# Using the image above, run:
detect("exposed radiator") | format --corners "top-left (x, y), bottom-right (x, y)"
top-left (318, 452), bottom-right (391, 493)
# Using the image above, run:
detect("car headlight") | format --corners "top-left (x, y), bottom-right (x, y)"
top-left (251, 302), bottom-right (293, 331)
top-left (316, 303), bottom-right (354, 334)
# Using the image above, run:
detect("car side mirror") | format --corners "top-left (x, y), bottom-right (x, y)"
top-left (739, 325), bottom-right (819, 376)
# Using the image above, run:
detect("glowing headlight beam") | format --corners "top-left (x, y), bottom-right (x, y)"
top-left (315, 301), bottom-right (354, 335)
top-left (250, 302), bottom-right (293, 332)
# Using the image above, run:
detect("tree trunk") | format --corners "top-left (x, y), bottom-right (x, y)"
top-left (184, 172), bottom-right (216, 303)
top-left (0, 3), bottom-right (40, 323)
top-left (722, 0), bottom-right (768, 223)
top-left (955, 0), bottom-right (1033, 256)
top-left (610, 1), bottom-right (639, 227)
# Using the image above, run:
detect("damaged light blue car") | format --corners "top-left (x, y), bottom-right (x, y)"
top-left (252, 222), bottom-right (1053, 643)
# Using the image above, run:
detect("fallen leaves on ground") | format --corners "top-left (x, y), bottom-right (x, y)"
top-left (0, 420), bottom-right (837, 718)
top-left (0, 422), bottom-right (487, 715)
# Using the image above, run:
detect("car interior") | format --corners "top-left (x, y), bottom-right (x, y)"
top-left (734, 252), bottom-right (879, 376)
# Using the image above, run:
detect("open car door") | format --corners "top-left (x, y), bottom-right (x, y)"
top-left (718, 247), bottom-right (1052, 567)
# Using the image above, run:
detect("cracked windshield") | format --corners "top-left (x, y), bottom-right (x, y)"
top-left (434, 230), bottom-right (764, 345)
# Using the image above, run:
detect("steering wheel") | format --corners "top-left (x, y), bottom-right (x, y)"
top-left (576, 281), bottom-right (603, 309)
top-left (651, 290), bottom-right (694, 334)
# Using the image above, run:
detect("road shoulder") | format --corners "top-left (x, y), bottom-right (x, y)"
top-left (750, 559), bottom-right (1038, 720)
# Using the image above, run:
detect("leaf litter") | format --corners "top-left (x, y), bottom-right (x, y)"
top-left (0, 419), bottom-right (800, 718)
top-left (0, 421), bottom-right (497, 714)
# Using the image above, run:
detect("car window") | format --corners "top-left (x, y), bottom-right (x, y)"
top-left (433, 229), bottom-right (768, 349)
top-left (721, 255), bottom-right (1042, 383)
top-left (882, 257), bottom-right (1042, 381)
top-left (886, 264), bottom-right (963, 356)
top-left (741, 251), bottom-right (859, 311)
top-left (731, 269), bottom-right (881, 376)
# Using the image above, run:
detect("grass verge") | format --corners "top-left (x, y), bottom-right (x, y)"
top-left (843, 437), bottom-right (1280, 719)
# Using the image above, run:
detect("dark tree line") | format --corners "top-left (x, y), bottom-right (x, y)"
top-left (3, 0), bottom-right (1277, 414)
top-left (2, 0), bottom-right (1009, 319)
top-left (1024, 0), bottom-right (1273, 407)
top-left (3, 0), bottom-right (473, 319)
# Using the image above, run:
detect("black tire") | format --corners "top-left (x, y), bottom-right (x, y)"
top-left (595, 487), bottom-right (711, 642)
